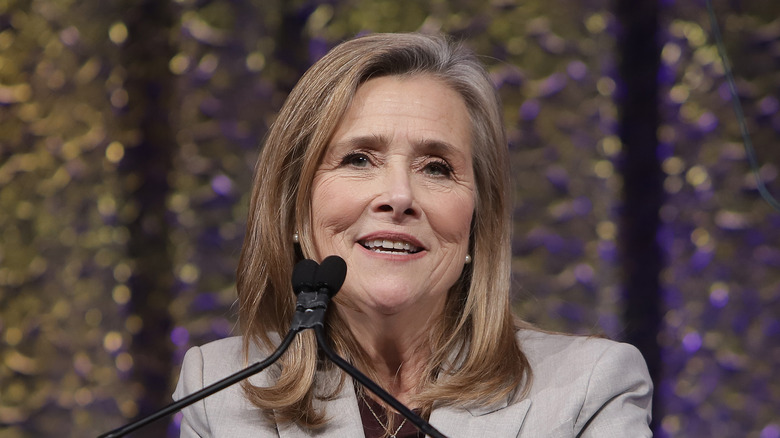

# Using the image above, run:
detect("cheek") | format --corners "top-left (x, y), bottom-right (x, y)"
top-left (310, 176), bottom-right (363, 247)
top-left (427, 191), bottom-right (475, 244)
top-left (311, 180), bottom-right (338, 235)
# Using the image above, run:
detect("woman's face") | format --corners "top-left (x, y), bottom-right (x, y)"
top-left (310, 75), bottom-right (475, 317)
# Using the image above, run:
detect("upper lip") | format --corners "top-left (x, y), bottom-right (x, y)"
top-left (357, 232), bottom-right (426, 250)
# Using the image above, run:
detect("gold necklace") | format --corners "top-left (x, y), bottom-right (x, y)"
top-left (362, 396), bottom-right (407, 438)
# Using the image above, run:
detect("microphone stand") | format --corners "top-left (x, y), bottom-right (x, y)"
top-left (98, 257), bottom-right (449, 438)
top-left (284, 262), bottom-right (449, 438)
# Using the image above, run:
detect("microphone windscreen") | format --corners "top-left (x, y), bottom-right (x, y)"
top-left (316, 255), bottom-right (347, 296)
top-left (291, 259), bottom-right (318, 295)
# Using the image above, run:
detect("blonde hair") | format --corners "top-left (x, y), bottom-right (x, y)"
top-left (237, 32), bottom-right (531, 428)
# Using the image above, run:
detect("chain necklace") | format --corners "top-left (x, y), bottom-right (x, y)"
top-left (362, 396), bottom-right (407, 438)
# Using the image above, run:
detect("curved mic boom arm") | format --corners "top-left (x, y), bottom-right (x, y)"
top-left (97, 329), bottom-right (299, 438)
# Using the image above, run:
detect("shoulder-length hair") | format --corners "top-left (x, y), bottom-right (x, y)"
top-left (237, 32), bottom-right (531, 428)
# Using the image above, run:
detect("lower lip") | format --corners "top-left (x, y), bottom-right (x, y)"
top-left (357, 244), bottom-right (426, 261)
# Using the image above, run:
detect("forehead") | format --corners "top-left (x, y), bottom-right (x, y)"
top-left (330, 75), bottom-right (473, 153)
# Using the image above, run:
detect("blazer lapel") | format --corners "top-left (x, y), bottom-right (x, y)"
top-left (428, 398), bottom-right (531, 438)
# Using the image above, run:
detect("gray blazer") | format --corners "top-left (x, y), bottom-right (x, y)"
top-left (173, 330), bottom-right (652, 437)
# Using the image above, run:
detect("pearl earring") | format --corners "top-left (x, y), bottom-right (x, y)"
top-left (465, 254), bottom-right (472, 264)
top-left (293, 231), bottom-right (300, 243)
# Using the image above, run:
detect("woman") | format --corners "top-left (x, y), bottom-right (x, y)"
top-left (174, 33), bottom-right (653, 437)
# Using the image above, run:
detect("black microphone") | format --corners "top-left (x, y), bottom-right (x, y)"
top-left (292, 258), bottom-right (318, 294)
top-left (289, 256), bottom-right (344, 332)
top-left (315, 255), bottom-right (347, 295)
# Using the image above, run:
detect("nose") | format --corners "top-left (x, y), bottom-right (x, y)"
top-left (373, 166), bottom-right (419, 220)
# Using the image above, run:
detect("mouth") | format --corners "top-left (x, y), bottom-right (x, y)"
top-left (359, 238), bottom-right (423, 255)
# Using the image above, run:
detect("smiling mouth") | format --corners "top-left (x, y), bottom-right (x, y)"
top-left (359, 239), bottom-right (422, 255)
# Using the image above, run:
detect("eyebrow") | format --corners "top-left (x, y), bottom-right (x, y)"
top-left (330, 134), bottom-right (389, 151)
top-left (416, 139), bottom-right (462, 157)
top-left (330, 134), bottom-right (464, 158)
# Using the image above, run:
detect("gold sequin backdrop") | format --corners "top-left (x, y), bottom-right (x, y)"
top-left (1, 0), bottom-right (778, 437)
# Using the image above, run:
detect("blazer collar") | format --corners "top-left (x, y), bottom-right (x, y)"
top-left (277, 374), bottom-right (532, 438)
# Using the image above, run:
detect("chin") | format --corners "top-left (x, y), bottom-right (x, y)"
top-left (359, 287), bottom-right (420, 316)
top-left (372, 301), bottom-right (413, 316)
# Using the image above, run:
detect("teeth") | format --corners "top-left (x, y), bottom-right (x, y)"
top-left (362, 239), bottom-right (420, 253)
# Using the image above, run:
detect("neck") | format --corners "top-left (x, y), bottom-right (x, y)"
top-left (337, 303), bottom-right (443, 405)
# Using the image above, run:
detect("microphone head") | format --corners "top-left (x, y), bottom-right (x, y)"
top-left (315, 255), bottom-right (347, 296)
top-left (291, 259), bottom-right (319, 295)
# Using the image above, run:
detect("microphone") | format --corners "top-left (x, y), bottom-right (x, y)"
top-left (316, 255), bottom-right (347, 295)
top-left (289, 256), bottom-right (345, 332)
top-left (292, 258), bottom-right (318, 294)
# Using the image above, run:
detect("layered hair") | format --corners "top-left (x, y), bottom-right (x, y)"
top-left (237, 32), bottom-right (532, 428)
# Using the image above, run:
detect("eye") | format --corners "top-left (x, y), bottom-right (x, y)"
top-left (340, 152), bottom-right (371, 168)
top-left (423, 159), bottom-right (453, 177)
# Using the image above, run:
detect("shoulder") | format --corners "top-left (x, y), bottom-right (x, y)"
top-left (516, 329), bottom-right (651, 393)
top-left (186, 335), bottom-right (243, 358)
top-left (515, 330), bottom-right (653, 437)
top-left (176, 336), bottom-right (242, 388)
top-left (177, 336), bottom-right (276, 388)
top-left (181, 336), bottom-right (243, 372)
top-left (517, 329), bottom-right (646, 371)
top-left (173, 336), bottom-right (280, 437)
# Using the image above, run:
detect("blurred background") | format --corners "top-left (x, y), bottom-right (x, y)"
top-left (1, 0), bottom-right (779, 436)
